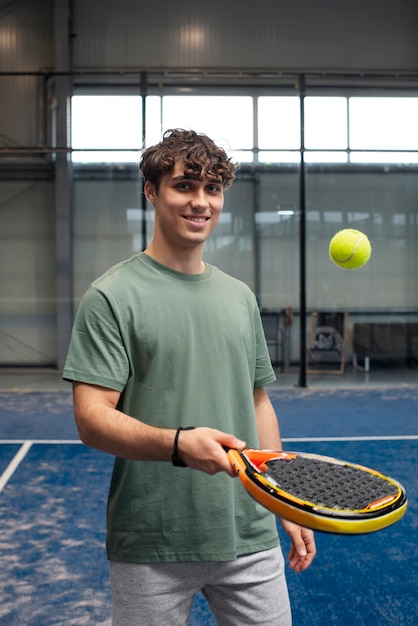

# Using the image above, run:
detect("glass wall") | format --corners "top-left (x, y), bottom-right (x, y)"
top-left (1, 74), bottom-right (418, 384)
top-left (70, 89), bottom-right (418, 381)
top-left (0, 180), bottom-right (56, 366)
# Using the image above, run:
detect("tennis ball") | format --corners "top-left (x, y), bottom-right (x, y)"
top-left (329, 229), bottom-right (371, 270)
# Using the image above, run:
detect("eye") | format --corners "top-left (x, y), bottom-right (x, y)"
top-left (207, 183), bottom-right (222, 193)
top-left (175, 181), bottom-right (191, 190)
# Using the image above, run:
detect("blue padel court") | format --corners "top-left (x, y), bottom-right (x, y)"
top-left (0, 385), bottom-right (417, 625)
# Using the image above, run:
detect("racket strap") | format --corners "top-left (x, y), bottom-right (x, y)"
top-left (171, 426), bottom-right (195, 467)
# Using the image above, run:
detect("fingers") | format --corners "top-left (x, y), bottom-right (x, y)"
top-left (176, 427), bottom-right (246, 476)
top-left (217, 433), bottom-right (246, 476)
top-left (221, 433), bottom-right (246, 452)
top-left (281, 520), bottom-right (317, 573)
top-left (288, 537), bottom-right (316, 572)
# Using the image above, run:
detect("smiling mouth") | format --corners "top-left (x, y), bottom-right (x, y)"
top-left (183, 216), bottom-right (209, 223)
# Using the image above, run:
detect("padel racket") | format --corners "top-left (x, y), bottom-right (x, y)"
top-left (227, 448), bottom-right (407, 534)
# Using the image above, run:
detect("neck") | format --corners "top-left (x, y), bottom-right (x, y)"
top-left (144, 241), bottom-right (206, 274)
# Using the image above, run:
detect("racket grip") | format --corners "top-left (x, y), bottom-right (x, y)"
top-left (225, 448), bottom-right (248, 476)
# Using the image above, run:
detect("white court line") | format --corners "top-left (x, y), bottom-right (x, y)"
top-left (0, 439), bottom-right (82, 445)
top-left (0, 441), bottom-right (33, 493)
top-left (0, 436), bottom-right (417, 445)
top-left (283, 435), bottom-right (418, 442)
top-left (0, 436), bottom-right (416, 494)
top-left (0, 437), bottom-right (417, 447)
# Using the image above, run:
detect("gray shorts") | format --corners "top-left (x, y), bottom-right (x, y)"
top-left (110, 547), bottom-right (291, 626)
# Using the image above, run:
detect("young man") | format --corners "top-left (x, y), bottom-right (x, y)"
top-left (63, 129), bottom-right (316, 626)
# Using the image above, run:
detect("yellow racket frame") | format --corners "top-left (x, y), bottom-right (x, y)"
top-left (227, 448), bottom-right (408, 534)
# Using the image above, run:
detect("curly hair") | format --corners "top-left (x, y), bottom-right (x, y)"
top-left (140, 129), bottom-right (237, 191)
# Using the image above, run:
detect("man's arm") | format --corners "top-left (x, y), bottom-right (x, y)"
top-left (72, 381), bottom-right (243, 475)
top-left (253, 386), bottom-right (283, 450)
top-left (253, 386), bottom-right (317, 572)
top-left (73, 381), bottom-right (177, 460)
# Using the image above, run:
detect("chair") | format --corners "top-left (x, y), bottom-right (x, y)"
top-left (307, 312), bottom-right (349, 375)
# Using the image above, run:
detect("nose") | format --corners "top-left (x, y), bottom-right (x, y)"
top-left (190, 187), bottom-right (209, 209)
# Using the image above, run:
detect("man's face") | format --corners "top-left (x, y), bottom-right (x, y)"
top-left (145, 159), bottom-right (225, 250)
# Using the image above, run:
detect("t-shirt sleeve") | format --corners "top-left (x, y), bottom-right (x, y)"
top-left (63, 287), bottom-right (129, 392)
top-left (252, 298), bottom-right (277, 388)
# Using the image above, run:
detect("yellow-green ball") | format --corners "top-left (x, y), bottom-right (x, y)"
top-left (329, 229), bottom-right (371, 270)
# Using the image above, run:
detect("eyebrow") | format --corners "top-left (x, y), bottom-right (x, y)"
top-left (171, 174), bottom-right (223, 183)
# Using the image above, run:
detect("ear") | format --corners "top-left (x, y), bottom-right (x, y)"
top-left (144, 181), bottom-right (157, 204)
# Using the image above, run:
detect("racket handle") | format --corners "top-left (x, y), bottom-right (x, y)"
top-left (226, 448), bottom-right (247, 476)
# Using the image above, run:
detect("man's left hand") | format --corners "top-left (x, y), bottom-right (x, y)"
top-left (280, 519), bottom-right (317, 573)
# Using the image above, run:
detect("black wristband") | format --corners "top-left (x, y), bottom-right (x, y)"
top-left (171, 426), bottom-right (195, 467)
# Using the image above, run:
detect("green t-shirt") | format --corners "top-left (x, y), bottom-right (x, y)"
top-left (64, 252), bottom-right (279, 563)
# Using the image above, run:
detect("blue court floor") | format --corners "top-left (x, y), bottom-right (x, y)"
top-left (0, 374), bottom-right (417, 625)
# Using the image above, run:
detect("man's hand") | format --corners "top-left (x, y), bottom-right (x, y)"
top-left (280, 519), bottom-right (316, 572)
top-left (177, 426), bottom-right (246, 476)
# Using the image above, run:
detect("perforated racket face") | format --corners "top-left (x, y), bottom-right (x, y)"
top-left (229, 449), bottom-right (408, 534)
top-left (264, 454), bottom-right (400, 512)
